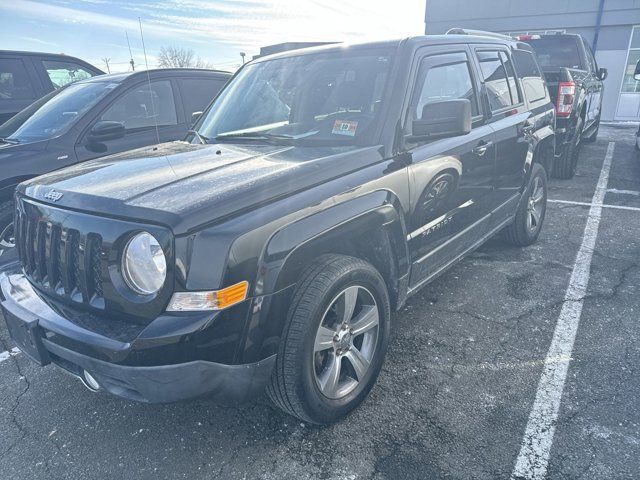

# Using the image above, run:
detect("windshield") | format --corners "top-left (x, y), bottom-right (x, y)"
top-left (527, 37), bottom-right (584, 69)
top-left (5, 81), bottom-right (116, 143)
top-left (196, 48), bottom-right (394, 147)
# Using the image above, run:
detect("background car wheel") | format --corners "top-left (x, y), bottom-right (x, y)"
top-left (0, 200), bottom-right (15, 253)
top-left (267, 254), bottom-right (391, 424)
top-left (583, 114), bottom-right (600, 143)
top-left (552, 116), bottom-right (583, 179)
top-left (503, 163), bottom-right (548, 247)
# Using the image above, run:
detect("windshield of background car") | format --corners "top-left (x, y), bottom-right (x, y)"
top-left (197, 48), bottom-right (394, 147)
top-left (6, 81), bottom-right (116, 143)
top-left (527, 37), bottom-right (584, 69)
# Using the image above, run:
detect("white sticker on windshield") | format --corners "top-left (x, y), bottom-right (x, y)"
top-left (332, 120), bottom-right (358, 137)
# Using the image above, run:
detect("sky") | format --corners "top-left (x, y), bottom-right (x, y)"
top-left (0, 0), bottom-right (427, 73)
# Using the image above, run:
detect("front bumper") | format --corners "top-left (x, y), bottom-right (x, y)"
top-left (0, 270), bottom-right (276, 403)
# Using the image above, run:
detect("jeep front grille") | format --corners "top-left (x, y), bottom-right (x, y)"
top-left (15, 206), bottom-right (105, 309)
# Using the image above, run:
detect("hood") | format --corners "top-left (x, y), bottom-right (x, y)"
top-left (20, 141), bottom-right (383, 234)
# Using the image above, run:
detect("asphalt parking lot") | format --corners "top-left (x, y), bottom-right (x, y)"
top-left (0, 125), bottom-right (638, 480)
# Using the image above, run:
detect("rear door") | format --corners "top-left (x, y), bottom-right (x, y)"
top-left (75, 79), bottom-right (184, 162)
top-left (405, 47), bottom-right (496, 288)
top-left (471, 46), bottom-right (533, 228)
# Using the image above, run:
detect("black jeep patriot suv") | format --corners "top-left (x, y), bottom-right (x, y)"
top-left (1, 34), bottom-right (554, 424)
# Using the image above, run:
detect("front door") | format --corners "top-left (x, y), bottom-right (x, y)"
top-left (405, 49), bottom-right (495, 289)
top-left (75, 79), bottom-right (185, 162)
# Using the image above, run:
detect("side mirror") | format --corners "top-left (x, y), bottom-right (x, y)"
top-left (191, 111), bottom-right (203, 126)
top-left (410, 99), bottom-right (471, 141)
top-left (634, 60), bottom-right (640, 82)
top-left (88, 121), bottom-right (125, 143)
top-left (597, 67), bottom-right (608, 81)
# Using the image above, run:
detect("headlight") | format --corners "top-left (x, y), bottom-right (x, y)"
top-left (122, 232), bottom-right (166, 295)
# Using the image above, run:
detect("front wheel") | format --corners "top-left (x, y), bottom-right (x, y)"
top-left (0, 200), bottom-right (15, 255)
top-left (267, 254), bottom-right (391, 424)
top-left (503, 163), bottom-right (548, 247)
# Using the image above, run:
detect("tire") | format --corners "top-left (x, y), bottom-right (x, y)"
top-left (503, 163), bottom-right (548, 247)
top-left (266, 254), bottom-right (391, 424)
top-left (583, 115), bottom-right (600, 143)
top-left (552, 116), bottom-right (583, 179)
top-left (0, 200), bottom-right (15, 252)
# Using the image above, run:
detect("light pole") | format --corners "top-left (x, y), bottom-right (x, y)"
top-left (240, 52), bottom-right (246, 65)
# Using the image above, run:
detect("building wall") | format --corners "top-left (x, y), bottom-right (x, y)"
top-left (425, 0), bottom-right (640, 120)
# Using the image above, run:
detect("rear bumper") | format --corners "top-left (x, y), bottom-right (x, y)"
top-left (0, 270), bottom-right (276, 403)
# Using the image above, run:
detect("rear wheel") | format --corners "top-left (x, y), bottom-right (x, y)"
top-left (552, 116), bottom-right (583, 179)
top-left (503, 163), bottom-right (547, 247)
top-left (267, 254), bottom-right (390, 424)
top-left (0, 200), bottom-right (15, 254)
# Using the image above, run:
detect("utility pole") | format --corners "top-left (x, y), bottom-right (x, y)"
top-left (101, 57), bottom-right (111, 74)
top-left (240, 52), bottom-right (246, 64)
top-left (125, 30), bottom-right (135, 71)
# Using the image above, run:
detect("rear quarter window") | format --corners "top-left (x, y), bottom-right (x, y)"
top-left (177, 77), bottom-right (227, 118)
top-left (512, 50), bottom-right (548, 103)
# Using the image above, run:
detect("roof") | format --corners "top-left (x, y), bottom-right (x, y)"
top-left (251, 34), bottom-right (522, 63)
top-left (78, 68), bottom-right (232, 85)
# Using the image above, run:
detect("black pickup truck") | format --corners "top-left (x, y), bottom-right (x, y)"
top-left (518, 33), bottom-right (607, 178)
top-left (0, 35), bottom-right (554, 424)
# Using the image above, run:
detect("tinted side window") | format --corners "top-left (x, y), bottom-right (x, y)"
top-left (101, 80), bottom-right (178, 130)
top-left (499, 51), bottom-right (521, 104)
top-left (512, 50), bottom-right (548, 103)
top-left (42, 60), bottom-right (95, 89)
top-left (413, 53), bottom-right (479, 119)
top-left (584, 43), bottom-right (597, 73)
top-left (476, 50), bottom-right (517, 111)
top-left (0, 58), bottom-right (36, 100)
top-left (178, 77), bottom-right (226, 118)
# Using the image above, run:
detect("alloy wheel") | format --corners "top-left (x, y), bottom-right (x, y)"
top-left (0, 221), bottom-right (15, 249)
top-left (526, 176), bottom-right (545, 234)
top-left (313, 285), bottom-right (379, 400)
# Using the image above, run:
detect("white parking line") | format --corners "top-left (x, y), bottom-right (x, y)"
top-left (548, 199), bottom-right (640, 213)
top-left (0, 347), bottom-right (21, 364)
top-left (511, 141), bottom-right (615, 480)
top-left (606, 188), bottom-right (640, 196)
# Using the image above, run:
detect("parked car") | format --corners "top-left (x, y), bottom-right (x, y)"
top-left (0, 34), bottom-right (554, 424)
top-left (0, 68), bottom-right (231, 258)
top-left (517, 33), bottom-right (607, 178)
top-left (0, 50), bottom-right (104, 125)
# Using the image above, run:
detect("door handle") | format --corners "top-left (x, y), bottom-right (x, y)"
top-left (472, 141), bottom-right (493, 156)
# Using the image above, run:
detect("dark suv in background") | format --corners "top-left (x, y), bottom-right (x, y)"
top-left (518, 33), bottom-right (607, 178)
top-left (0, 68), bottom-right (231, 259)
top-left (1, 34), bottom-right (554, 424)
top-left (0, 50), bottom-right (104, 124)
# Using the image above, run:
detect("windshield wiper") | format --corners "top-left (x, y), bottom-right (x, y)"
top-left (214, 131), bottom-right (316, 144)
top-left (0, 137), bottom-right (19, 145)
top-left (187, 130), bottom-right (210, 145)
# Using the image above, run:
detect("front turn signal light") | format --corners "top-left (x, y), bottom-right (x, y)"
top-left (166, 281), bottom-right (249, 311)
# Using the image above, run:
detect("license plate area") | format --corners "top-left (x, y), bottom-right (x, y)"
top-left (2, 306), bottom-right (50, 366)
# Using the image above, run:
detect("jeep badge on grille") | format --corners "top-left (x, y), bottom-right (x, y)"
top-left (44, 190), bottom-right (63, 202)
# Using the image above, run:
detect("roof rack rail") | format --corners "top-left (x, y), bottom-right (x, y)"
top-left (445, 28), bottom-right (513, 41)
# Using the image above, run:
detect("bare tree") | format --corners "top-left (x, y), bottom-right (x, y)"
top-left (157, 46), bottom-right (195, 68)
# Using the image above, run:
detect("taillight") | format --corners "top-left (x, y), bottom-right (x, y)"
top-left (516, 34), bottom-right (541, 41)
top-left (556, 81), bottom-right (575, 117)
